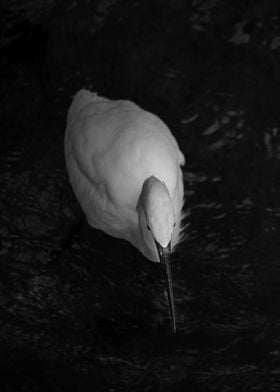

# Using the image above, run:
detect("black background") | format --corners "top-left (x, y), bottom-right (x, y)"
top-left (1, 1), bottom-right (280, 391)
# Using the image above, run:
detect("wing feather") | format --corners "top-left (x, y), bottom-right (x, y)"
top-left (65, 89), bottom-right (185, 246)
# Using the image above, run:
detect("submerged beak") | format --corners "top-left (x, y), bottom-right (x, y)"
top-left (155, 241), bottom-right (176, 334)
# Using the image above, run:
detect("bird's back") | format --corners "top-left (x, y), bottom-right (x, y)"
top-left (65, 90), bottom-right (185, 245)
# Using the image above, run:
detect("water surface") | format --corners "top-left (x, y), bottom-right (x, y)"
top-left (1, 1), bottom-right (280, 391)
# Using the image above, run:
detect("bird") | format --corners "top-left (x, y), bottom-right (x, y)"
top-left (64, 89), bottom-right (185, 333)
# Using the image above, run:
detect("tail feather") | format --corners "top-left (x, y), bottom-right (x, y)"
top-left (67, 89), bottom-right (99, 124)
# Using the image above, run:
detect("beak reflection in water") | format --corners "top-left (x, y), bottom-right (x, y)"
top-left (155, 241), bottom-right (176, 334)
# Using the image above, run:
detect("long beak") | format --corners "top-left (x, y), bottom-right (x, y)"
top-left (155, 241), bottom-right (176, 334)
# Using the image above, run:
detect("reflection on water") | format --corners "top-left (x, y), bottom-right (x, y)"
top-left (1, 1), bottom-right (280, 391)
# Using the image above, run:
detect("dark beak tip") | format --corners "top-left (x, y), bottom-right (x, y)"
top-left (155, 240), bottom-right (176, 334)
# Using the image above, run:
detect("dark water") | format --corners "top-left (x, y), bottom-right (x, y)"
top-left (1, 1), bottom-right (280, 391)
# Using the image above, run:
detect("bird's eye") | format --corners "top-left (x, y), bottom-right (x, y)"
top-left (147, 225), bottom-right (151, 231)
top-left (173, 222), bottom-right (176, 228)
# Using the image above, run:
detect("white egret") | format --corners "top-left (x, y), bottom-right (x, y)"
top-left (64, 89), bottom-right (185, 333)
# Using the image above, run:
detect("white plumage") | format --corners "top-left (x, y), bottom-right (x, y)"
top-left (64, 89), bottom-right (185, 333)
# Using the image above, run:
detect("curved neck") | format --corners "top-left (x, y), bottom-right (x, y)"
top-left (137, 176), bottom-right (173, 262)
top-left (137, 176), bottom-right (169, 211)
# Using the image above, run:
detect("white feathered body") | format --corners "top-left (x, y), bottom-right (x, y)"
top-left (65, 90), bottom-right (185, 261)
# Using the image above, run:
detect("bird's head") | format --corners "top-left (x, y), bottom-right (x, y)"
top-left (137, 176), bottom-right (176, 333)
